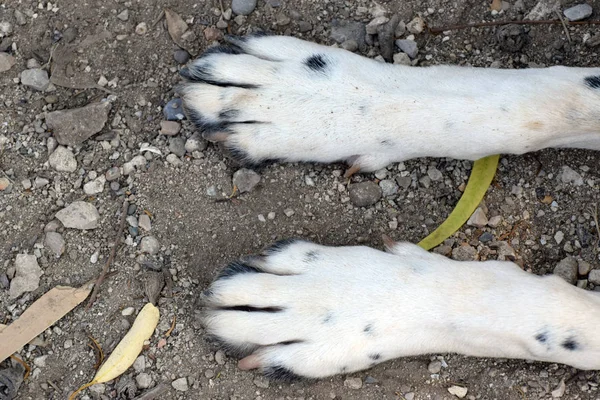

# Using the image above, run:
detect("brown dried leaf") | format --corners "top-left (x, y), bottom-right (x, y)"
top-left (490, 0), bottom-right (502, 11)
top-left (0, 284), bottom-right (91, 363)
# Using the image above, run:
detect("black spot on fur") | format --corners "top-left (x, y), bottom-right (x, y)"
top-left (340, 366), bottom-right (348, 374)
top-left (217, 261), bottom-right (263, 280)
top-left (322, 312), bottom-right (334, 324)
top-left (263, 365), bottom-right (302, 381)
top-left (303, 250), bottom-right (319, 262)
top-left (535, 332), bottom-right (548, 344)
top-left (562, 337), bottom-right (579, 351)
top-left (219, 109), bottom-right (240, 120)
top-left (369, 353), bottom-right (381, 361)
top-left (363, 323), bottom-right (374, 335)
top-left (262, 239), bottom-right (302, 255)
top-left (584, 76), bottom-right (600, 89)
top-left (219, 305), bottom-right (284, 313)
top-left (305, 54), bottom-right (328, 72)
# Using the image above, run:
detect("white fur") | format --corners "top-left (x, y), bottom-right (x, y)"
top-left (204, 240), bottom-right (600, 378)
top-left (181, 35), bottom-right (600, 171)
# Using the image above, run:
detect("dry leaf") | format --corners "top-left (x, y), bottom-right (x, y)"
top-left (165, 9), bottom-right (188, 49)
top-left (490, 0), bottom-right (502, 11)
top-left (0, 284), bottom-right (91, 363)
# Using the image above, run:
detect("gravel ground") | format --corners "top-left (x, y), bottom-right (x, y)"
top-left (1, 0), bottom-right (600, 399)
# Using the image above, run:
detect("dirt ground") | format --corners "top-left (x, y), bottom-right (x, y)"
top-left (1, 0), bottom-right (600, 399)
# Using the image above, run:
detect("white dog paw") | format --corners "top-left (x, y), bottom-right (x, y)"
top-left (201, 239), bottom-right (418, 379)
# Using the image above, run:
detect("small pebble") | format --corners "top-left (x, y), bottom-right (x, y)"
top-left (163, 98), bottom-right (185, 121)
top-left (121, 306), bottom-right (135, 316)
top-left (135, 22), bottom-right (148, 35)
top-left (344, 377), bottom-right (363, 390)
top-left (233, 169), bottom-right (261, 193)
top-left (448, 385), bottom-right (468, 398)
top-left (563, 4), bottom-right (593, 21)
top-left (396, 39), bottom-right (418, 58)
top-left (171, 377), bottom-right (189, 392)
top-left (21, 69), bottom-right (50, 91)
top-left (117, 9), bottom-right (129, 21)
top-left (140, 236), bottom-right (160, 254)
top-left (136, 373), bottom-right (152, 389)
top-left (232, 0), bottom-right (257, 15)
top-left (554, 257), bottom-right (578, 285)
top-left (173, 49), bottom-right (190, 64)
top-left (49, 146), bottom-right (77, 172)
top-left (428, 360), bottom-right (442, 374)
top-left (349, 181), bottom-right (382, 207)
top-left (138, 214), bottom-right (152, 231)
top-left (161, 121), bottom-right (181, 136)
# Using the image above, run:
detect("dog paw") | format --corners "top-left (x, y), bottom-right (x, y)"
top-left (201, 239), bottom-right (424, 379)
top-left (179, 35), bottom-right (405, 172)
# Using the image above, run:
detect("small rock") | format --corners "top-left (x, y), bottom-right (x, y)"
top-left (171, 377), bottom-right (188, 392)
top-left (232, 0), bottom-right (257, 15)
top-left (253, 376), bottom-right (270, 388)
top-left (14, 10), bottom-right (27, 26)
top-left (563, 4), bottom-right (593, 21)
top-left (34, 177), bottom-right (49, 188)
top-left (55, 201), bottom-right (100, 230)
top-left (283, 208), bottom-right (295, 217)
top-left (554, 230), bottom-right (565, 244)
top-left (344, 377), bottom-right (363, 390)
top-left (448, 385), bottom-right (468, 398)
top-left (396, 39), bottom-right (418, 58)
top-left (479, 232), bottom-right (494, 243)
top-left (341, 40), bottom-right (358, 51)
top-left (49, 146), bottom-right (77, 172)
top-left (297, 21), bottom-right (312, 32)
top-left (427, 166), bottom-right (443, 181)
top-left (121, 306), bottom-right (135, 316)
top-left (117, 9), bottom-right (129, 21)
top-left (406, 16), bottom-right (425, 34)
top-left (349, 181), bottom-right (382, 207)
top-left (379, 179), bottom-right (398, 196)
top-left (419, 175), bottom-right (431, 188)
top-left (169, 137), bottom-right (186, 157)
top-left (452, 244), bottom-right (477, 261)
top-left (34, 355), bottom-right (48, 368)
top-left (0, 52), bottom-right (16, 72)
top-left (487, 215), bottom-right (503, 228)
top-left (551, 379), bottom-right (566, 398)
top-left (83, 176), bottom-right (106, 195)
top-left (46, 102), bottom-right (111, 146)
top-left (105, 167), bottom-right (121, 181)
top-left (173, 49), bottom-right (190, 64)
top-left (163, 98), bottom-right (185, 121)
top-left (123, 155), bottom-right (147, 175)
top-left (428, 360), bottom-right (442, 373)
top-left (0, 177), bottom-right (10, 191)
top-left (588, 270), bottom-right (600, 285)
top-left (135, 22), bottom-right (148, 35)
top-left (9, 254), bottom-right (43, 298)
top-left (215, 350), bottom-right (226, 365)
top-left (138, 214), bottom-right (152, 231)
top-left (559, 166), bottom-right (583, 186)
top-left (44, 232), bottom-right (65, 258)
top-left (133, 356), bottom-right (145, 372)
top-left (136, 373), bottom-right (152, 389)
top-left (140, 236), bottom-right (160, 254)
top-left (553, 257), bottom-right (578, 285)
top-left (160, 120), bottom-right (181, 136)
top-left (184, 133), bottom-right (207, 153)
top-left (330, 20), bottom-right (366, 50)
top-left (366, 16), bottom-right (389, 35)
top-left (233, 168), bottom-right (261, 193)
top-left (0, 21), bottom-right (13, 36)
top-left (21, 69), bottom-right (50, 91)
top-left (166, 153), bottom-right (183, 166)
top-left (467, 207), bottom-right (488, 228)
top-left (578, 260), bottom-right (592, 275)
top-left (393, 53), bottom-right (411, 65)
top-left (204, 26), bottom-right (222, 41)
top-left (364, 376), bottom-right (378, 384)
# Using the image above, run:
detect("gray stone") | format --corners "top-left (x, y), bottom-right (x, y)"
top-left (14, 10), bottom-right (27, 26)
top-left (105, 167), bottom-right (121, 181)
top-left (341, 40), bottom-right (358, 51)
top-left (349, 181), bottom-right (382, 207)
top-left (563, 4), bottom-right (593, 21)
top-left (215, 350), bottom-right (226, 365)
top-left (554, 230), bottom-right (565, 244)
top-left (330, 20), bottom-right (366, 51)
top-left (44, 232), bottom-right (65, 258)
top-left (34, 177), bottom-right (49, 188)
top-left (232, 0), bottom-right (257, 15)
top-left (379, 179), bottom-right (398, 196)
top-left (554, 257), bottom-right (578, 285)
top-left (344, 377), bottom-right (363, 390)
top-left (559, 166), bottom-right (583, 186)
top-left (133, 356), bottom-right (145, 372)
top-left (160, 120), bottom-right (181, 136)
top-left (487, 215), bottom-right (503, 228)
top-left (396, 39), bottom-right (418, 58)
top-left (253, 376), bottom-right (270, 388)
top-left (136, 373), bottom-right (152, 389)
top-left (393, 53), bottom-right (411, 65)
top-left (428, 360), bottom-right (442, 374)
top-left (166, 153), bottom-right (183, 166)
top-left (396, 175), bottom-right (412, 189)
top-left (163, 98), bottom-right (185, 121)
top-left (467, 207), bottom-right (488, 228)
top-left (0, 21), bottom-right (13, 36)
top-left (21, 69), bottom-right (50, 91)
top-left (138, 214), bottom-right (152, 231)
top-left (0, 52), bottom-right (16, 72)
top-left (184, 133), bottom-right (207, 153)
top-left (589, 270), bottom-right (600, 285)
top-left (83, 176), bottom-right (106, 195)
top-left (123, 155), bottom-right (147, 175)
top-left (56, 201), bottom-right (100, 230)
top-left (452, 244), bottom-right (477, 261)
top-left (171, 377), bottom-right (188, 392)
top-left (48, 146), bottom-right (77, 172)
top-left (173, 49), bottom-right (190, 64)
top-left (10, 254), bottom-right (43, 298)
top-left (117, 9), bottom-right (129, 21)
top-left (479, 232), bottom-right (494, 243)
top-left (46, 102), bottom-right (111, 146)
top-left (233, 168), bottom-right (261, 193)
top-left (140, 236), bottom-right (160, 254)
top-left (406, 16), bottom-right (425, 34)
top-left (366, 16), bottom-right (389, 35)
top-left (578, 260), bottom-right (592, 276)
top-left (427, 166), bottom-right (443, 181)
top-left (169, 136), bottom-right (186, 157)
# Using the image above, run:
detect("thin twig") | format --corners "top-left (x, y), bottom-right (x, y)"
top-left (132, 383), bottom-right (169, 400)
top-left (592, 203), bottom-right (600, 253)
top-left (87, 200), bottom-right (129, 308)
top-left (428, 18), bottom-right (600, 34)
top-left (555, 10), bottom-right (572, 44)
